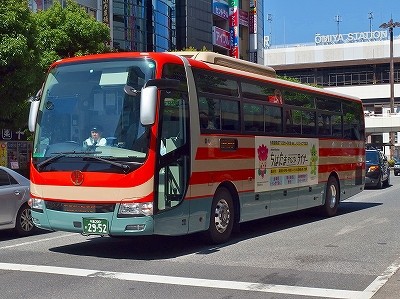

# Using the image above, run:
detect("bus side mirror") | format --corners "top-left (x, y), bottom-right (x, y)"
top-left (140, 86), bottom-right (158, 126)
top-left (28, 93), bottom-right (41, 132)
top-left (140, 79), bottom-right (180, 126)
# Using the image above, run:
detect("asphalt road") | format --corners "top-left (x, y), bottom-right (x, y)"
top-left (1, 176), bottom-right (400, 299)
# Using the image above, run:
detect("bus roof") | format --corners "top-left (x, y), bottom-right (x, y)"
top-left (49, 51), bottom-right (360, 103)
top-left (168, 51), bottom-right (277, 78)
top-left (168, 51), bottom-right (360, 103)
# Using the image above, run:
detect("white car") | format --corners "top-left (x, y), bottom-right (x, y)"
top-left (0, 166), bottom-right (36, 236)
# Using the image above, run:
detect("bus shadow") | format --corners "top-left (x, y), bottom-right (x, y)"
top-left (0, 228), bottom-right (49, 242)
top-left (49, 201), bottom-right (381, 260)
top-left (226, 201), bottom-right (382, 244)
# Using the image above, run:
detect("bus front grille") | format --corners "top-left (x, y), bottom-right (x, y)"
top-left (45, 201), bottom-right (115, 213)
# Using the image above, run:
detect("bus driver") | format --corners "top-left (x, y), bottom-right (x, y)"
top-left (84, 126), bottom-right (107, 147)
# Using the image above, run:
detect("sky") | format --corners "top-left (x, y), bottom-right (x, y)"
top-left (264, 0), bottom-right (400, 46)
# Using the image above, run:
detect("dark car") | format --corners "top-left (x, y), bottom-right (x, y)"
top-left (365, 149), bottom-right (390, 188)
top-left (394, 160), bottom-right (400, 176)
top-left (0, 166), bottom-right (36, 236)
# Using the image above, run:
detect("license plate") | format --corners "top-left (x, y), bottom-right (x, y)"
top-left (82, 218), bottom-right (109, 235)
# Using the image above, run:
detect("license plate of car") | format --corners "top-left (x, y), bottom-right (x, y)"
top-left (82, 218), bottom-right (109, 235)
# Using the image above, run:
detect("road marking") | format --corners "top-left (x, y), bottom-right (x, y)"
top-left (359, 256), bottom-right (400, 299)
top-left (1, 254), bottom-right (399, 298)
top-left (0, 233), bottom-right (76, 250)
top-left (0, 262), bottom-right (363, 298)
top-left (335, 217), bottom-right (389, 236)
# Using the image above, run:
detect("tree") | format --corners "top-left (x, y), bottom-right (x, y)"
top-left (0, 0), bottom-right (41, 129)
top-left (34, 0), bottom-right (111, 72)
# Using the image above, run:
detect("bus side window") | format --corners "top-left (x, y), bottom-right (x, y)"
top-left (265, 105), bottom-right (282, 134)
top-left (286, 108), bottom-right (301, 134)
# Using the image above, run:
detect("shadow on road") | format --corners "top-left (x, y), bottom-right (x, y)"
top-left (48, 201), bottom-right (381, 260)
top-left (0, 228), bottom-right (49, 242)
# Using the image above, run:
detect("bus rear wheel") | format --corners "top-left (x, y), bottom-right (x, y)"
top-left (321, 176), bottom-right (339, 217)
top-left (205, 187), bottom-right (234, 244)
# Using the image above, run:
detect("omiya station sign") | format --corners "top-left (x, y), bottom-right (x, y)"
top-left (315, 30), bottom-right (388, 45)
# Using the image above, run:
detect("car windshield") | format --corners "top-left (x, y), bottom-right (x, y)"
top-left (366, 151), bottom-right (379, 163)
top-left (32, 58), bottom-right (156, 164)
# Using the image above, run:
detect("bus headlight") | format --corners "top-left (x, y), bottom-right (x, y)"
top-left (28, 197), bottom-right (44, 212)
top-left (118, 202), bottom-right (153, 217)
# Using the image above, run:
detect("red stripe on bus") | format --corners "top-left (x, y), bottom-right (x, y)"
top-left (195, 147), bottom-right (364, 160)
top-left (319, 163), bottom-right (364, 173)
top-left (30, 167), bottom-right (153, 188)
top-left (319, 148), bottom-right (365, 156)
top-left (190, 169), bottom-right (254, 184)
top-left (32, 192), bottom-right (154, 204)
top-left (190, 162), bottom-right (363, 185)
top-left (195, 147), bottom-right (254, 160)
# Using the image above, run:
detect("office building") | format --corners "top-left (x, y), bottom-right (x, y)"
top-left (29, 0), bottom-right (264, 63)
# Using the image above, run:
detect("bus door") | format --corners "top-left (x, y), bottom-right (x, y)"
top-left (154, 90), bottom-right (190, 235)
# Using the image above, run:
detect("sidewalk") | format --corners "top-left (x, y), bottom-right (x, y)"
top-left (371, 267), bottom-right (400, 298)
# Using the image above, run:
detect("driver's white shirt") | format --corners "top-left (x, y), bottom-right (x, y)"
top-left (84, 137), bottom-right (107, 146)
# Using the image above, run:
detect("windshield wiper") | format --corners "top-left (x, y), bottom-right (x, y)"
top-left (37, 153), bottom-right (67, 170)
top-left (83, 156), bottom-right (132, 173)
top-left (37, 151), bottom-right (140, 173)
top-left (37, 150), bottom-right (101, 170)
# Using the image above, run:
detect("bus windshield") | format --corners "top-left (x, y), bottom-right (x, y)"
top-left (32, 58), bottom-right (156, 166)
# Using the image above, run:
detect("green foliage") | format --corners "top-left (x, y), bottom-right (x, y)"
top-left (0, 0), bottom-right (41, 129)
top-left (34, 0), bottom-right (111, 72)
top-left (0, 0), bottom-right (111, 130)
top-left (171, 46), bottom-right (210, 52)
top-left (278, 75), bottom-right (322, 89)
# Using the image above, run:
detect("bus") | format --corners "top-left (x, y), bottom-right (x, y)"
top-left (28, 51), bottom-right (365, 244)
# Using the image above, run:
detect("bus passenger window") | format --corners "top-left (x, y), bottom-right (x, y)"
top-left (265, 105), bottom-right (282, 134)
top-left (244, 103), bottom-right (263, 132)
top-left (221, 99), bottom-right (239, 131)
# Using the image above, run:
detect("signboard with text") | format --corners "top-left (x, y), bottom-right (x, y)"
top-left (229, 0), bottom-right (239, 58)
top-left (315, 30), bottom-right (388, 45)
top-left (212, 26), bottom-right (230, 49)
top-left (255, 137), bottom-right (319, 193)
top-left (212, 0), bottom-right (229, 19)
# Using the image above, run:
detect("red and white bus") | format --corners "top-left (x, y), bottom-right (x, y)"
top-left (28, 52), bottom-right (365, 244)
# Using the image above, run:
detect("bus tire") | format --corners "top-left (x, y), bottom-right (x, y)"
top-left (205, 187), bottom-right (234, 244)
top-left (321, 176), bottom-right (339, 217)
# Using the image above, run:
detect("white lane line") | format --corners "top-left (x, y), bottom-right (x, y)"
top-left (357, 256), bottom-right (400, 299)
top-left (0, 233), bottom-right (76, 250)
top-left (0, 262), bottom-right (363, 298)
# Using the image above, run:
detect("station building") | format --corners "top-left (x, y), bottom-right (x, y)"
top-left (264, 30), bottom-right (400, 158)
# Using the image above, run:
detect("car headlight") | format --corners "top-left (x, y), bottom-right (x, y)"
top-left (28, 197), bottom-right (44, 212)
top-left (118, 202), bottom-right (153, 217)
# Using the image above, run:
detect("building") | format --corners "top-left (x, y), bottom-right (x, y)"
top-left (29, 0), bottom-right (264, 63)
top-left (264, 30), bottom-right (400, 158)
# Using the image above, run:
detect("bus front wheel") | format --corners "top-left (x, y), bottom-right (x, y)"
top-left (321, 176), bottom-right (339, 217)
top-left (205, 187), bottom-right (234, 244)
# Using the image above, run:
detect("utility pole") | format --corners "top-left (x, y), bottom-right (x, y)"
top-left (368, 12), bottom-right (373, 32)
top-left (380, 18), bottom-right (400, 159)
top-left (335, 15), bottom-right (342, 36)
top-left (267, 14), bottom-right (273, 47)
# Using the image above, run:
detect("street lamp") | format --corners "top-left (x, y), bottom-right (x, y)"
top-left (379, 18), bottom-right (400, 158)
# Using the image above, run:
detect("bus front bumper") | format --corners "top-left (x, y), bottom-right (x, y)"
top-left (31, 208), bottom-right (154, 236)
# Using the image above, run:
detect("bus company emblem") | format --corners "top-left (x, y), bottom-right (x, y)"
top-left (71, 170), bottom-right (84, 186)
